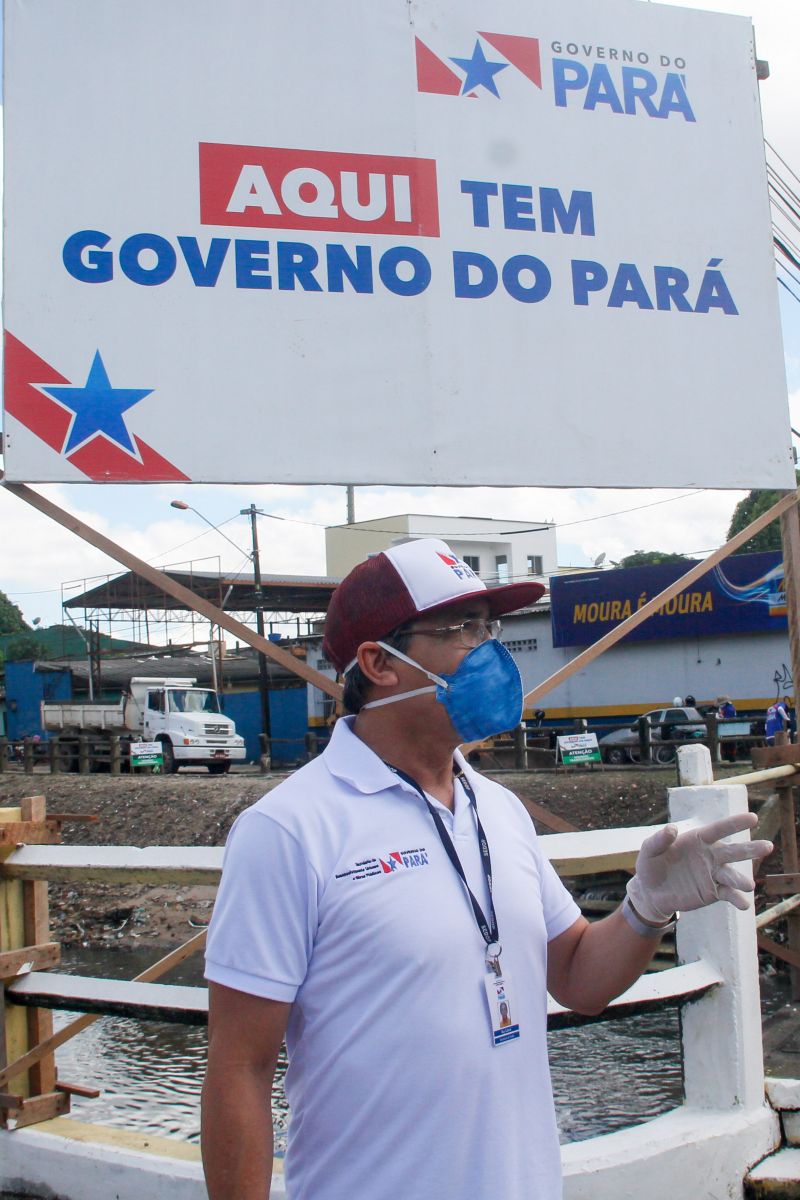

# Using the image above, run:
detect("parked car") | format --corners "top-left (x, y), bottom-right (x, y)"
top-left (598, 707), bottom-right (706, 765)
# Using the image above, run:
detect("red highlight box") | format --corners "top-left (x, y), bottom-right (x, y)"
top-left (200, 143), bottom-right (440, 237)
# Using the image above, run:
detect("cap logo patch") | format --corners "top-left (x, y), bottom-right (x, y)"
top-left (437, 551), bottom-right (478, 582)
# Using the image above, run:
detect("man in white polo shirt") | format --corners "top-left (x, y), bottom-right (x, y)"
top-left (202, 538), bottom-right (769, 1200)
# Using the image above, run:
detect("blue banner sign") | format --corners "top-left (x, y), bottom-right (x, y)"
top-left (550, 551), bottom-right (786, 648)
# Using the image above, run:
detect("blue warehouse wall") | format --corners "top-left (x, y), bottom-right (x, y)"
top-left (222, 686), bottom-right (308, 765)
top-left (5, 662), bottom-right (72, 740)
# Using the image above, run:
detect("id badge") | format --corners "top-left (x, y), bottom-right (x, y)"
top-left (484, 968), bottom-right (520, 1046)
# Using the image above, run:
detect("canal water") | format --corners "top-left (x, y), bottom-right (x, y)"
top-left (50, 948), bottom-right (791, 1152)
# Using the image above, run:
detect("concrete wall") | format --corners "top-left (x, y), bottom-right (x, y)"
top-left (501, 610), bottom-right (791, 720)
top-left (325, 514), bottom-right (557, 583)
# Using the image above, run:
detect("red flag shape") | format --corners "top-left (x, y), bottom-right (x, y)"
top-left (479, 32), bottom-right (542, 88)
top-left (415, 37), bottom-right (462, 95)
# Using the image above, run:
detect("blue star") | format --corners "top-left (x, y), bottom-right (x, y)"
top-left (43, 351), bottom-right (152, 455)
top-left (450, 40), bottom-right (508, 97)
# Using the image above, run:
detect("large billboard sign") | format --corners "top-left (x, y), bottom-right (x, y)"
top-left (550, 551), bottom-right (788, 647)
top-left (2, 0), bottom-right (793, 487)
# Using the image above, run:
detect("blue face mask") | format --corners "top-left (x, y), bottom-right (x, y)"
top-left (361, 636), bottom-right (524, 743)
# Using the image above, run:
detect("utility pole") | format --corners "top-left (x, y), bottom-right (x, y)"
top-left (242, 504), bottom-right (271, 747)
top-left (346, 485), bottom-right (355, 525)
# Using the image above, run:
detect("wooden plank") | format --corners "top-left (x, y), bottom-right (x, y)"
top-left (7, 973), bottom-right (209, 1026)
top-left (55, 1080), bottom-right (101, 1099)
top-left (524, 801), bottom-right (577, 835)
top-left (0, 821), bottom-right (62, 847)
top-left (0, 943), bottom-right (60, 979)
top-left (1, 1089), bottom-right (70, 1129)
top-left (0, 930), bottom-right (207, 1089)
top-left (1, 844), bottom-right (224, 884)
top-left (752, 745), bottom-right (800, 769)
top-left (763, 873), bottom-right (800, 895)
top-left (547, 960), bottom-right (722, 1029)
top-left (758, 933), bottom-right (800, 971)
top-left (756, 895), bottom-right (800, 929)
top-left (48, 813), bottom-right (98, 824)
top-left (755, 795), bottom-right (784, 843)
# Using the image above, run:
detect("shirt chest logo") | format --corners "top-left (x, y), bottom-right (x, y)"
top-left (335, 846), bottom-right (430, 883)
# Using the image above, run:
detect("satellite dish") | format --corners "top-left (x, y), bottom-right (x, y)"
top-left (593, 553), bottom-right (606, 567)
top-left (32, 617), bottom-right (42, 626)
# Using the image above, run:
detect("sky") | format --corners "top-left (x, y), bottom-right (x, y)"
top-left (1, 0), bottom-right (799, 642)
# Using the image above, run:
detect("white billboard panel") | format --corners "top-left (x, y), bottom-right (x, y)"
top-left (2, 0), bottom-right (793, 487)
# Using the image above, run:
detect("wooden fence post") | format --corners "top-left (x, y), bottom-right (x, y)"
top-left (0, 798), bottom-right (63, 1120)
top-left (513, 724), bottom-right (527, 770)
top-left (705, 713), bottom-right (720, 764)
top-left (637, 716), bottom-right (652, 764)
top-left (0, 739), bottom-right (8, 774)
top-left (18, 796), bottom-right (57, 1098)
top-left (22, 740), bottom-right (35, 775)
top-left (78, 736), bottom-right (90, 775)
top-left (109, 736), bottom-right (121, 776)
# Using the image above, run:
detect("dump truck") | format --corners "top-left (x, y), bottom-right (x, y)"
top-left (41, 676), bottom-right (246, 773)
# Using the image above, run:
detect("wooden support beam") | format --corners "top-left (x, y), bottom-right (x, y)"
top-left (20, 795), bottom-right (56, 1096)
top-left (757, 933), bottom-right (800, 971)
top-left (763, 872), bottom-right (800, 895)
top-left (752, 745), bottom-right (800, 769)
top-left (0, 943), bottom-right (60, 980)
top-left (0, 821), bottom-right (62, 847)
top-left (755, 894), bottom-right (800, 929)
top-left (0, 1088), bottom-right (70, 1129)
top-left (55, 1079), bottom-right (101, 1099)
top-left (3, 480), bottom-right (343, 700)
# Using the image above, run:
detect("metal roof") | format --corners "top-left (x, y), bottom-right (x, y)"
top-left (36, 649), bottom-right (306, 689)
top-left (64, 569), bottom-right (340, 615)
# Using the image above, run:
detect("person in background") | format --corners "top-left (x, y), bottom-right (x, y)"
top-left (765, 698), bottom-right (790, 745)
top-left (201, 538), bottom-right (771, 1200)
top-left (783, 696), bottom-right (796, 740)
top-left (717, 696), bottom-right (737, 719)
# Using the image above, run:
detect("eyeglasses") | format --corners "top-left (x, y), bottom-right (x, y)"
top-left (406, 618), bottom-right (502, 648)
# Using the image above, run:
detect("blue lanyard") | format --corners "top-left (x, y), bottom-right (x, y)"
top-left (385, 762), bottom-right (500, 952)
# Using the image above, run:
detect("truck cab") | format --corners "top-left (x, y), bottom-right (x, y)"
top-left (130, 677), bottom-right (246, 773)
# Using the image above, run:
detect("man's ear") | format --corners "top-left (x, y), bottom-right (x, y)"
top-left (357, 642), bottom-right (401, 688)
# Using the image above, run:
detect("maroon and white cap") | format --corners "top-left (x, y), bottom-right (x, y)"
top-left (323, 537), bottom-right (546, 673)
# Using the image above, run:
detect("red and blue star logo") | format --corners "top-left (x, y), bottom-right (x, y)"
top-left (416, 32), bottom-right (542, 98)
top-left (4, 333), bottom-right (188, 481)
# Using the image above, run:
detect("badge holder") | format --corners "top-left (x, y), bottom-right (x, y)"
top-left (483, 943), bottom-right (520, 1046)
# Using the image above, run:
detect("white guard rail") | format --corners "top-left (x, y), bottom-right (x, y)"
top-left (0, 754), bottom-right (781, 1200)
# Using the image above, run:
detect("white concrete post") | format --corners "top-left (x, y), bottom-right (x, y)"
top-left (670, 745), bottom-right (764, 1110)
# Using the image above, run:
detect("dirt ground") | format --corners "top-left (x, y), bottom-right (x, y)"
top-left (0, 760), bottom-right (767, 952)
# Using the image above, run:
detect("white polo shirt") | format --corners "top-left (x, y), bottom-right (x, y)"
top-left (205, 716), bottom-right (580, 1200)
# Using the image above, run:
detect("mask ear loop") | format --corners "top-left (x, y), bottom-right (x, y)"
top-left (375, 641), bottom-right (449, 689)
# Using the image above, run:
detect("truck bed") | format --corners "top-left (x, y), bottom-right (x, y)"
top-left (41, 703), bottom-right (128, 732)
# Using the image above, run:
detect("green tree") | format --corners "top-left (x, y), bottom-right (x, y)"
top-left (615, 550), bottom-right (690, 569)
top-left (4, 634), bottom-right (50, 662)
top-left (0, 588), bottom-right (30, 635)
top-left (726, 479), bottom-right (799, 555)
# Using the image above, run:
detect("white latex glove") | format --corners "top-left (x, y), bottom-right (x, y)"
top-left (626, 812), bottom-right (772, 925)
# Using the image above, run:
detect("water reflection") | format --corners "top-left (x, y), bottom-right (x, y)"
top-left (54, 948), bottom-right (786, 1149)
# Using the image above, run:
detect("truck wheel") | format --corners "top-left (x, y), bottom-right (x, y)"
top-left (208, 762), bottom-right (231, 775)
top-left (653, 744), bottom-right (676, 765)
top-left (604, 746), bottom-right (627, 766)
top-left (160, 741), bottom-right (178, 774)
